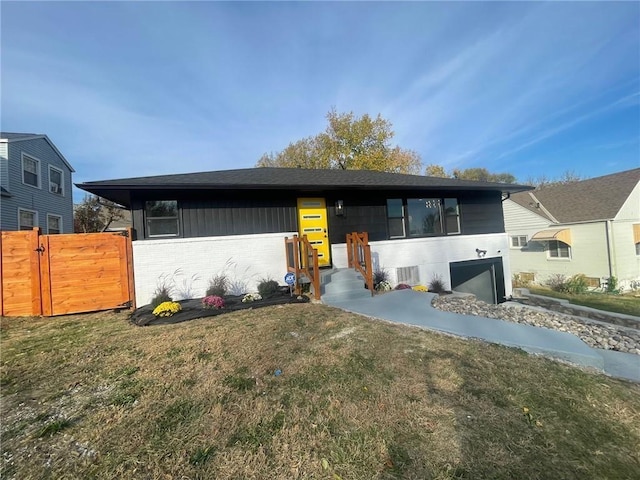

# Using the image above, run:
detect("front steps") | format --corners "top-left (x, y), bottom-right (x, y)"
top-left (321, 268), bottom-right (373, 305)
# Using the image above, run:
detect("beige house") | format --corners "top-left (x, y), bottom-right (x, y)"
top-left (503, 168), bottom-right (640, 291)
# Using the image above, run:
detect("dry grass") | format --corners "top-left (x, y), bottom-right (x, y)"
top-left (2, 304), bottom-right (640, 479)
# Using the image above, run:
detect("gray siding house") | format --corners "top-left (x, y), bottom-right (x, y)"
top-left (504, 168), bottom-right (640, 291)
top-left (0, 133), bottom-right (75, 234)
top-left (78, 167), bottom-right (531, 306)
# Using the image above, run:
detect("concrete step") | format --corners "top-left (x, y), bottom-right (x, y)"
top-left (321, 268), bottom-right (373, 305)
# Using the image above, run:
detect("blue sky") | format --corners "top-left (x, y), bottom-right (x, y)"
top-left (1, 1), bottom-right (639, 203)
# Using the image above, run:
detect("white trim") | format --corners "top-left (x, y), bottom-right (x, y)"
top-left (18, 207), bottom-right (38, 230)
top-left (47, 213), bottom-right (63, 234)
top-left (21, 152), bottom-right (41, 189)
top-left (48, 164), bottom-right (65, 196)
top-left (510, 235), bottom-right (528, 248)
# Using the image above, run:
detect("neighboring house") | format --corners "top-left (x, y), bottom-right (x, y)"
top-left (0, 133), bottom-right (75, 234)
top-left (77, 167), bottom-right (531, 306)
top-left (503, 168), bottom-right (640, 291)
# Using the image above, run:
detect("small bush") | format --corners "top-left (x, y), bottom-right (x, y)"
top-left (428, 274), bottom-right (448, 294)
top-left (395, 283), bottom-right (412, 290)
top-left (373, 268), bottom-right (389, 287)
top-left (545, 274), bottom-right (568, 293)
top-left (202, 295), bottom-right (225, 309)
top-left (566, 274), bottom-right (589, 295)
top-left (151, 273), bottom-right (175, 308)
top-left (257, 278), bottom-right (279, 297)
top-left (375, 281), bottom-right (392, 292)
top-left (604, 276), bottom-right (620, 294)
top-left (151, 287), bottom-right (172, 309)
top-left (206, 274), bottom-right (228, 297)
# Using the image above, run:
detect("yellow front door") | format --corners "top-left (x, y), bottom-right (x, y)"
top-left (297, 198), bottom-right (331, 267)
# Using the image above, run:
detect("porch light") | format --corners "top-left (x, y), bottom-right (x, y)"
top-left (335, 200), bottom-right (345, 216)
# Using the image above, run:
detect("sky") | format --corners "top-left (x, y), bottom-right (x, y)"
top-left (1, 1), bottom-right (639, 203)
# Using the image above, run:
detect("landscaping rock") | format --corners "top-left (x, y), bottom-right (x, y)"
top-left (432, 295), bottom-right (640, 355)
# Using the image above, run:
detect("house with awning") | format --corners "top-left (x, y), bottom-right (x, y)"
top-left (503, 168), bottom-right (640, 291)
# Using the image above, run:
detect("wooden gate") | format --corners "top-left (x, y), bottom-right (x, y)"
top-left (1, 228), bottom-right (135, 317)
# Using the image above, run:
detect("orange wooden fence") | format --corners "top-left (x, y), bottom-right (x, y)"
top-left (284, 234), bottom-right (320, 300)
top-left (346, 231), bottom-right (374, 295)
top-left (1, 228), bottom-right (135, 317)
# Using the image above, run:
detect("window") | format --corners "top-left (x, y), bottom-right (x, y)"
top-left (386, 199), bottom-right (405, 238)
top-left (387, 197), bottom-right (460, 238)
top-left (22, 154), bottom-right (40, 188)
top-left (636, 243), bottom-right (640, 256)
top-left (47, 214), bottom-right (62, 234)
top-left (145, 200), bottom-right (179, 237)
top-left (443, 198), bottom-right (460, 235)
top-left (49, 166), bottom-right (64, 195)
top-left (548, 240), bottom-right (570, 259)
top-left (18, 208), bottom-right (37, 230)
top-left (511, 235), bottom-right (528, 248)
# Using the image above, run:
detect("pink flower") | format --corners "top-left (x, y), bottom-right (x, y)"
top-left (202, 295), bottom-right (225, 309)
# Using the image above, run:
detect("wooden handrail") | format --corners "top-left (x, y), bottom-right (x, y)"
top-left (284, 234), bottom-right (321, 300)
top-left (346, 231), bottom-right (374, 295)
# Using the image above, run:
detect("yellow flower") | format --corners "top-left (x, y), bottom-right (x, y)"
top-left (152, 301), bottom-right (182, 317)
top-left (412, 285), bottom-right (429, 292)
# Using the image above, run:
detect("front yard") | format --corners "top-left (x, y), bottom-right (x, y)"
top-left (2, 305), bottom-right (639, 479)
top-left (528, 286), bottom-right (640, 317)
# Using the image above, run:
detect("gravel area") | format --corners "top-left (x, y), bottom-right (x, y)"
top-left (432, 295), bottom-right (640, 355)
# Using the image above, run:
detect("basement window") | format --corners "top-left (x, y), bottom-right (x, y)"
top-left (145, 200), bottom-right (179, 237)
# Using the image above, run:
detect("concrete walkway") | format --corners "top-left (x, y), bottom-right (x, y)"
top-left (324, 289), bottom-right (640, 383)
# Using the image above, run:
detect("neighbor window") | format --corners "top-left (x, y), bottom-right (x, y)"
top-left (386, 197), bottom-right (460, 238)
top-left (636, 243), bottom-right (640, 256)
top-left (22, 154), bottom-right (40, 188)
top-left (145, 200), bottom-right (179, 237)
top-left (511, 235), bottom-right (528, 248)
top-left (548, 240), bottom-right (570, 259)
top-left (49, 166), bottom-right (64, 195)
top-left (47, 214), bottom-right (62, 234)
top-left (18, 208), bottom-right (38, 230)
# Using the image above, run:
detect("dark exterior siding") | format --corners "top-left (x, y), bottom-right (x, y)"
top-left (130, 188), bottom-right (506, 241)
top-left (131, 191), bottom-right (297, 239)
top-left (458, 191), bottom-right (505, 235)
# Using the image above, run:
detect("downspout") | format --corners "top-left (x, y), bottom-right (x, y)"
top-left (604, 220), bottom-right (614, 279)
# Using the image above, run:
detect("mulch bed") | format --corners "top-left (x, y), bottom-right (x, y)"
top-left (130, 289), bottom-right (310, 327)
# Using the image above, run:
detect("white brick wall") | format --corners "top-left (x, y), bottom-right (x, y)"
top-left (132, 232), bottom-right (297, 306)
top-left (331, 233), bottom-right (513, 296)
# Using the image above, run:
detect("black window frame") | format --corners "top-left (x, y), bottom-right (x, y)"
top-left (386, 197), bottom-right (461, 239)
top-left (144, 200), bottom-right (180, 238)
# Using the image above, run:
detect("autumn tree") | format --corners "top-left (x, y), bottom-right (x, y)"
top-left (424, 165), bottom-right (517, 183)
top-left (74, 194), bottom-right (126, 233)
top-left (257, 109), bottom-right (422, 174)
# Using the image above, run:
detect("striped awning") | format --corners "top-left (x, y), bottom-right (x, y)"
top-left (634, 224), bottom-right (640, 244)
top-left (530, 228), bottom-right (572, 246)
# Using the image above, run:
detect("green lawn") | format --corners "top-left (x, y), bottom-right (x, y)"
top-left (2, 305), bottom-right (639, 479)
top-left (528, 287), bottom-right (640, 317)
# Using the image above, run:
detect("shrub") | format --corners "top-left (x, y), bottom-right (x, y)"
top-left (206, 274), bottom-right (228, 297)
top-left (394, 283), bottom-right (412, 290)
top-left (152, 301), bottom-right (181, 317)
top-left (428, 274), bottom-right (448, 294)
top-left (257, 278), bottom-right (279, 297)
top-left (202, 295), bottom-right (225, 309)
top-left (375, 280), bottom-right (392, 292)
top-left (604, 276), bottom-right (620, 294)
top-left (151, 283), bottom-right (173, 308)
top-left (373, 268), bottom-right (389, 287)
top-left (565, 274), bottom-right (589, 295)
top-left (412, 285), bottom-right (428, 292)
top-left (545, 274), bottom-right (568, 293)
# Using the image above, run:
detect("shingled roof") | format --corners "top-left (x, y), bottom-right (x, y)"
top-left (76, 167), bottom-right (532, 207)
top-left (509, 168), bottom-right (640, 223)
